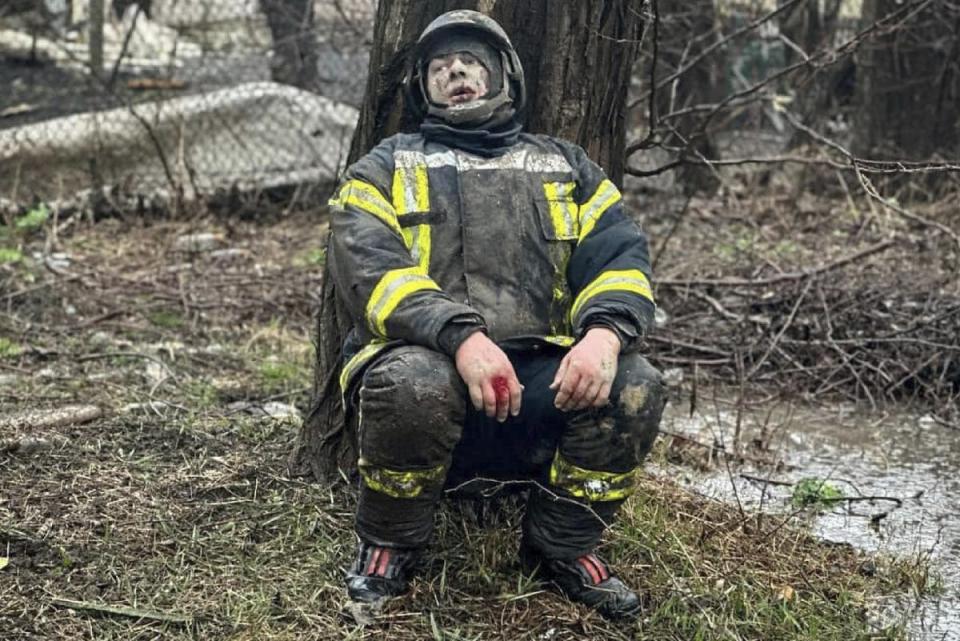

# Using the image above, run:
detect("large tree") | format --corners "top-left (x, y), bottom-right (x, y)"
top-left (290, 0), bottom-right (647, 482)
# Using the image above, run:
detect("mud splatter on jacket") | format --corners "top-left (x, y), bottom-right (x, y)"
top-left (329, 132), bottom-right (656, 392)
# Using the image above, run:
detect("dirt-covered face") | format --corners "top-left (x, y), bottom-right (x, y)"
top-left (426, 52), bottom-right (490, 106)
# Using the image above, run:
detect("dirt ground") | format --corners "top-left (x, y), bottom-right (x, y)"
top-left (0, 181), bottom-right (951, 638)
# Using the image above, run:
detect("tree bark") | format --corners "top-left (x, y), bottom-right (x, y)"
top-left (290, 0), bottom-right (646, 483)
top-left (852, 1), bottom-right (960, 173)
top-left (653, 0), bottom-right (722, 195)
top-left (260, 0), bottom-right (321, 91)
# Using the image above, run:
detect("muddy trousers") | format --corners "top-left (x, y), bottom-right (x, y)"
top-left (353, 345), bottom-right (666, 559)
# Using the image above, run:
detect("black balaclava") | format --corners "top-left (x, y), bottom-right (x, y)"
top-left (419, 31), bottom-right (521, 157)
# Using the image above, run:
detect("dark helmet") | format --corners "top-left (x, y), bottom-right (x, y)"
top-left (403, 10), bottom-right (526, 126)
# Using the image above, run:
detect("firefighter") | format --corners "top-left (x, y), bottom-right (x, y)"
top-left (328, 10), bottom-right (666, 620)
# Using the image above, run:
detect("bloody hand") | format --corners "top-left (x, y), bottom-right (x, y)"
top-left (454, 333), bottom-right (523, 422)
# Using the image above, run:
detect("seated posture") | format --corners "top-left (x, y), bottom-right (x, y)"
top-left (329, 10), bottom-right (666, 620)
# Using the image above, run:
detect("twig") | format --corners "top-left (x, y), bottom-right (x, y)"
top-left (746, 277), bottom-right (813, 380)
top-left (108, 4), bottom-right (143, 90)
top-left (740, 473), bottom-right (793, 487)
top-left (658, 239), bottom-right (895, 288)
top-left (75, 351), bottom-right (178, 382)
top-left (50, 597), bottom-right (192, 625)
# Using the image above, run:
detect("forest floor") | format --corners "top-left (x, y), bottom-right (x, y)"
top-left (1, 175), bottom-right (954, 639)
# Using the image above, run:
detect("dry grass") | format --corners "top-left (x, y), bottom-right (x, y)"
top-left (0, 207), bottom-right (936, 640)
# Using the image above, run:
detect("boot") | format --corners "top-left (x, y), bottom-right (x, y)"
top-left (346, 542), bottom-right (418, 603)
top-left (520, 545), bottom-right (642, 620)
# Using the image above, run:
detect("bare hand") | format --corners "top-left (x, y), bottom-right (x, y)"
top-left (550, 327), bottom-right (620, 411)
top-left (454, 332), bottom-right (523, 422)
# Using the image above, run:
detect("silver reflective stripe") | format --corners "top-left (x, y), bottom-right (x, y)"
top-left (393, 149), bottom-right (572, 173)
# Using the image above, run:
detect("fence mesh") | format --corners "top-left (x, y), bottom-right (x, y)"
top-left (0, 0), bottom-right (376, 209)
top-left (1, 1), bottom-right (871, 212)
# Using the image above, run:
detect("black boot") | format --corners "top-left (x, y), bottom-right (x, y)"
top-left (520, 545), bottom-right (642, 620)
top-left (346, 542), bottom-right (418, 603)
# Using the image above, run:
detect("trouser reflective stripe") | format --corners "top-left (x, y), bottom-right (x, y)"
top-left (358, 460), bottom-right (446, 499)
top-left (548, 451), bottom-right (639, 502)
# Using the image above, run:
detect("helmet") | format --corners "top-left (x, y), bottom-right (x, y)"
top-left (404, 10), bottom-right (526, 126)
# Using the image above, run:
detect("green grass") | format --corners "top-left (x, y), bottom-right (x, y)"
top-left (15, 204), bottom-right (49, 231)
top-left (791, 478), bottom-right (845, 509)
top-left (0, 247), bottom-right (23, 264)
top-left (0, 337), bottom-right (22, 358)
top-left (146, 309), bottom-right (185, 329)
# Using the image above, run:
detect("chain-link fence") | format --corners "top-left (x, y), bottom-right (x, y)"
top-left (0, 0), bottom-right (376, 211)
top-left (1, 1), bottom-right (884, 212)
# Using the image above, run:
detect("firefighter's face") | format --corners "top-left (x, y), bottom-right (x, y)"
top-left (426, 52), bottom-right (490, 106)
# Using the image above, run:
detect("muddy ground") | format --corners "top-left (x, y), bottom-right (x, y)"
top-left (1, 175), bottom-right (955, 639)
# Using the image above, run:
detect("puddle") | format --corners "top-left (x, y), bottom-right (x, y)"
top-left (655, 400), bottom-right (960, 640)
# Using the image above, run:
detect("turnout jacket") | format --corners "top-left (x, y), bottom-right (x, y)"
top-left (329, 132), bottom-right (656, 392)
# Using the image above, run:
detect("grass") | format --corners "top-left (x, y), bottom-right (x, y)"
top-left (0, 210), bottom-right (939, 640)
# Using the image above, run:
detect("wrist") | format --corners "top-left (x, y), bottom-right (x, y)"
top-left (455, 328), bottom-right (489, 360)
top-left (585, 326), bottom-right (621, 351)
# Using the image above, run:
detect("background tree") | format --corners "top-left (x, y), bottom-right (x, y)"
top-left (260, 0), bottom-right (321, 90)
top-left (852, 0), bottom-right (959, 190)
top-left (290, 0), bottom-right (647, 482)
top-left (650, 0), bottom-right (723, 195)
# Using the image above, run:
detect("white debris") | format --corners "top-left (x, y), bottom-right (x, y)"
top-left (663, 367), bottom-right (684, 387)
top-left (173, 233), bottom-right (224, 253)
top-left (144, 360), bottom-right (168, 386)
top-left (121, 400), bottom-right (180, 414)
top-left (654, 307), bottom-right (669, 328)
top-left (261, 402), bottom-right (302, 420)
top-left (209, 248), bottom-right (250, 260)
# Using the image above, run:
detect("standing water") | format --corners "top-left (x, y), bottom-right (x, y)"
top-left (656, 401), bottom-right (960, 640)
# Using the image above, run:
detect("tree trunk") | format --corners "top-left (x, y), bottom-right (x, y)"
top-left (289, 0), bottom-right (646, 483)
top-left (260, 0), bottom-right (321, 91)
top-left (852, 1), bottom-right (960, 178)
top-left (654, 0), bottom-right (722, 195)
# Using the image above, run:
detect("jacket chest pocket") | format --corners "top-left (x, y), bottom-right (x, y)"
top-left (536, 181), bottom-right (580, 242)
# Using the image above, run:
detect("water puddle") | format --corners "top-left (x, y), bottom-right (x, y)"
top-left (656, 400), bottom-right (959, 640)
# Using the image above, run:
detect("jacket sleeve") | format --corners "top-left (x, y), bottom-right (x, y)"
top-left (563, 143), bottom-right (656, 351)
top-left (328, 139), bottom-right (484, 353)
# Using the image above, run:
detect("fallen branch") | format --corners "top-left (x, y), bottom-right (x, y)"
top-left (0, 405), bottom-right (101, 431)
top-left (51, 597), bottom-right (192, 625)
top-left (658, 239), bottom-right (896, 288)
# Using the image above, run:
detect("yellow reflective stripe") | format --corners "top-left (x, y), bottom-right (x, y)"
top-left (392, 161), bottom-right (432, 271)
top-left (358, 460), bottom-right (446, 498)
top-left (543, 181), bottom-right (579, 239)
top-left (544, 335), bottom-right (575, 347)
top-left (577, 179), bottom-right (621, 243)
top-left (570, 269), bottom-right (653, 324)
top-left (339, 340), bottom-right (389, 393)
top-left (366, 266), bottom-right (441, 336)
top-left (332, 179), bottom-right (401, 235)
top-left (549, 451), bottom-right (638, 502)
top-left (411, 164), bottom-right (431, 271)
